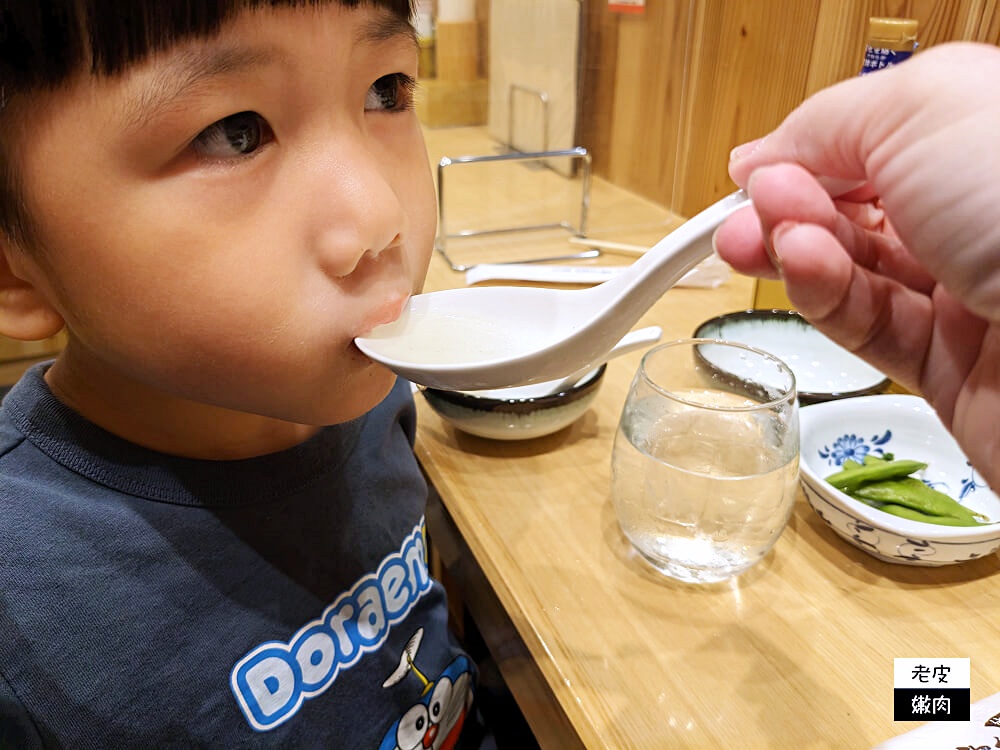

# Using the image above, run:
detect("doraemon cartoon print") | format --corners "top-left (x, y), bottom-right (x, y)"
top-left (379, 628), bottom-right (474, 750)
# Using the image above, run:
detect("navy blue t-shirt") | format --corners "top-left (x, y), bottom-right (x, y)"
top-left (0, 364), bottom-right (474, 748)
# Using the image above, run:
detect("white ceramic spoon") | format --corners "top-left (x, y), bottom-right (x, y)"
top-left (454, 325), bottom-right (663, 399)
top-left (356, 189), bottom-right (749, 390)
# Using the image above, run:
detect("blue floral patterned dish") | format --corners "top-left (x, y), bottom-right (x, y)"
top-left (799, 394), bottom-right (1000, 566)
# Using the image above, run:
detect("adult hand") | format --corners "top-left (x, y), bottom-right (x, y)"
top-left (712, 42), bottom-right (1000, 490)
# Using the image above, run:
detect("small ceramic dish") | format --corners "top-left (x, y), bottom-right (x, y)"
top-left (693, 309), bottom-right (890, 404)
top-left (799, 393), bottom-right (1000, 566)
top-left (421, 365), bottom-right (606, 441)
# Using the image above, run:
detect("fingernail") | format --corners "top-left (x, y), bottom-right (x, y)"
top-left (767, 221), bottom-right (798, 274)
top-left (763, 236), bottom-right (782, 274)
top-left (729, 137), bottom-right (764, 163)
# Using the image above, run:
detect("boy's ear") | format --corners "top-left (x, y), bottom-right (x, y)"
top-left (0, 247), bottom-right (64, 341)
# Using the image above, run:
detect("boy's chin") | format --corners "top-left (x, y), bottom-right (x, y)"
top-left (308, 369), bottom-right (400, 426)
top-left (217, 366), bottom-right (401, 429)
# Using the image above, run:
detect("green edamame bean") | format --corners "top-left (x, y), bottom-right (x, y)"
top-left (853, 478), bottom-right (980, 522)
top-left (860, 500), bottom-right (984, 527)
top-left (824, 454), bottom-right (990, 525)
top-left (863, 453), bottom-right (894, 465)
top-left (825, 459), bottom-right (927, 494)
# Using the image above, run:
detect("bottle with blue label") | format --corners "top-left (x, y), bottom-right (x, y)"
top-left (860, 17), bottom-right (919, 75)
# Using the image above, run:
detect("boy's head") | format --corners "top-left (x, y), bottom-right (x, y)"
top-left (0, 0), bottom-right (437, 457)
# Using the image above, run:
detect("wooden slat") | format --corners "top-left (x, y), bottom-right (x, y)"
top-left (604, 0), bottom-right (692, 209)
top-left (577, 1), bottom-right (619, 176)
top-left (674, 1), bottom-right (821, 217)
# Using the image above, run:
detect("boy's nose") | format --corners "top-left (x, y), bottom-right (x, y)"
top-left (305, 143), bottom-right (407, 278)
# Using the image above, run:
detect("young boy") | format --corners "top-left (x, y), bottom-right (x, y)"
top-left (0, 1), bottom-right (482, 746)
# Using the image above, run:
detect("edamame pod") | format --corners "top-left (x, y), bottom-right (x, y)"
top-left (861, 500), bottom-right (985, 527)
top-left (853, 477), bottom-right (982, 522)
top-left (825, 453), bottom-right (990, 526)
top-left (825, 459), bottom-right (927, 494)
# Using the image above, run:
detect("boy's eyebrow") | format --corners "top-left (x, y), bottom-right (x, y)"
top-left (361, 13), bottom-right (418, 46)
top-left (123, 46), bottom-right (276, 131)
top-left (122, 14), bottom-right (415, 131)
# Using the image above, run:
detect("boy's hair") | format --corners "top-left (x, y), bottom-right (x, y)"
top-left (0, 0), bottom-right (414, 246)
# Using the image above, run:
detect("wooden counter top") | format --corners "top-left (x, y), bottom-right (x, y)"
top-left (416, 127), bottom-right (1000, 749)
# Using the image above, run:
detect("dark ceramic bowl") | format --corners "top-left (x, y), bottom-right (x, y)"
top-left (421, 365), bottom-right (606, 440)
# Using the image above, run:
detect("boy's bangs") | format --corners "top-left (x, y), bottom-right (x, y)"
top-left (1, 0), bottom-right (414, 88)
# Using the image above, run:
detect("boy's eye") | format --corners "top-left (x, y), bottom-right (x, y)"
top-left (365, 73), bottom-right (416, 113)
top-left (192, 111), bottom-right (274, 159)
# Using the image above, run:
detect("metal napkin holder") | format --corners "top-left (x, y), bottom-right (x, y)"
top-left (434, 146), bottom-right (593, 272)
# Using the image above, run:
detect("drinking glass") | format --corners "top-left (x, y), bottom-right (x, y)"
top-left (611, 338), bottom-right (799, 583)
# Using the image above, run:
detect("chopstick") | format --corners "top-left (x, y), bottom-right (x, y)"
top-left (568, 236), bottom-right (649, 257)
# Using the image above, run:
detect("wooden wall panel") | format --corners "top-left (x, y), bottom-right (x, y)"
top-left (578, 2), bottom-right (619, 177)
top-left (673, 1), bottom-right (821, 217)
top-left (967, 0), bottom-right (1000, 40)
top-left (580, 0), bottom-right (1000, 219)
top-left (803, 1), bottom-right (871, 95)
top-left (606, 1), bottom-right (692, 207)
